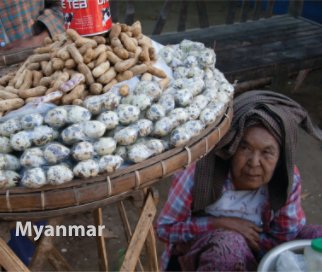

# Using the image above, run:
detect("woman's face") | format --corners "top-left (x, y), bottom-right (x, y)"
top-left (231, 126), bottom-right (280, 190)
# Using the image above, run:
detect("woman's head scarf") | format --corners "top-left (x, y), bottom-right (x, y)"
top-left (193, 90), bottom-right (322, 211)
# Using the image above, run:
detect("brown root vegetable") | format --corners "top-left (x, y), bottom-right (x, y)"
top-left (34, 46), bottom-right (52, 54)
top-left (19, 70), bottom-right (33, 90)
top-left (65, 58), bottom-right (76, 69)
top-left (159, 77), bottom-right (170, 90)
top-left (62, 84), bottom-right (85, 104)
top-left (72, 98), bottom-right (83, 106)
top-left (27, 63), bottom-right (40, 71)
top-left (111, 37), bottom-right (123, 48)
top-left (0, 98), bottom-right (24, 111)
top-left (39, 77), bottom-right (52, 87)
top-left (120, 24), bottom-right (130, 32)
top-left (96, 51), bottom-right (108, 66)
top-left (106, 51), bottom-right (122, 65)
top-left (79, 42), bottom-right (94, 55)
top-left (93, 44), bottom-right (107, 59)
top-left (52, 58), bottom-right (65, 71)
top-left (119, 85), bottom-right (129, 97)
top-left (77, 63), bottom-right (95, 85)
top-left (129, 64), bottom-right (148, 76)
top-left (40, 61), bottom-right (48, 74)
top-left (18, 86), bottom-right (47, 98)
top-left (147, 65), bottom-right (167, 78)
top-left (92, 61), bottom-right (110, 78)
top-left (113, 47), bottom-right (129, 59)
top-left (102, 79), bottom-right (118, 93)
top-left (139, 45), bottom-right (150, 62)
top-left (92, 36), bottom-right (106, 44)
top-left (116, 70), bottom-right (133, 82)
top-left (87, 61), bottom-right (95, 70)
top-left (98, 68), bottom-right (116, 84)
top-left (138, 35), bottom-right (152, 47)
top-left (83, 48), bottom-right (95, 64)
top-left (66, 29), bottom-right (82, 42)
top-left (131, 21), bottom-right (142, 37)
top-left (4, 86), bottom-right (19, 95)
top-left (109, 23), bottom-right (122, 39)
top-left (44, 61), bottom-right (54, 77)
top-left (120, 33), bottom-right (136, 52)
top-left (56, 47), bottom-right (70, 60)
top-left (114, 58), bottom-right (136, 73)
top-left (0, 90), bottom-right (18, 99)
top-left (29, 53), bottom-right (51, 63)
top-left (14, 70), bottom-right (27, 89)
top-left (148, 47), bottom-right (157, 61)
top-left (0, 74), bottom-right (14, 86)
top-left (90, 83), bottom-right (103, 95)
top-left (67, 44), bottom-right (83, 64)
top-left (75, 37), bottom-right (97, 48)
top-left (32, 71), bottom-right (43, 87)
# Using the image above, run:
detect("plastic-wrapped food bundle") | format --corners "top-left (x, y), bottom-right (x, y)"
top-left (47, 164), bottom-right (74, 185)
top-left (44, 143), bottom-right (70, 164)
top-left (98, 155), bottom-right (123, 173)
top-left (21, 167), bottom-right (47, 188)
top-left (20, 148), bottom-right (46, 168)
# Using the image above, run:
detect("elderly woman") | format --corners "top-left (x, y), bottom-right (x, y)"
top-left (156, 90), bottom-right (322, 271)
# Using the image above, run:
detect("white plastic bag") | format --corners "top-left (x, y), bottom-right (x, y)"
top-left (276, 250), bottom-right (307, 272)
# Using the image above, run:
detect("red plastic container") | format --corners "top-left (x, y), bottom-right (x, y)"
top-left (61, 0), bottom-right (112, 36)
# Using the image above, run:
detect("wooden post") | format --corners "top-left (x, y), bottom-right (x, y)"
top-left (117, 201), bottom-right (144, 271)
top-left (0, 238), bottom-right (29, 272)
top-left (120, 192), bottom-right (157, 272)
top-left (94, 208), bottom-right (109, 271)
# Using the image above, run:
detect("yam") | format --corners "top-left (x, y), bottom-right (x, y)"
top-left (114, 58), bottom-right (136, 73)
top-left (62, 84), bottom-right (85, 104)
top-left (120, 33), bottom-right (136, 52)
top-left (78, 63), bottom-right (95, 85)
top-left (18, 86), bottom-right (47, 99)
top-left (0, 98), bottom-right (24, 111)
top-left (102, 79), bottom-right (118, 93)
top-left (116, 70), bottom-right (133, 82)
top-left (98, 68), bottom-right (116, 84)
top-left (0, 90), bottom-right (18, 99)
top-left (90, 83), bottom-right (103, 95)
top-left (113, 47), bottom-right (129, 59)
top-left (109, 24), bottom-right (122, 39)
top-left (92, 61), bottom-right (110, 78)
top-left (67, 44), bottom-right (83, 64)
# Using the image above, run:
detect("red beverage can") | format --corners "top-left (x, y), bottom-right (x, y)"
top-left (61, 0), bottom-right (112, 36)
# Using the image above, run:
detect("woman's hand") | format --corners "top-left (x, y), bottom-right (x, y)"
top-left (0, 31), bottom-right (49, 53)
top-left (209, 217), bottom-right (262, 251)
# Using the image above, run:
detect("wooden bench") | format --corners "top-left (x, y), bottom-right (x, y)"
top-left (112, 0), bottom-right (322, 91)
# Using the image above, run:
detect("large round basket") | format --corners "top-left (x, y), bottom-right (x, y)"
top-left (0, 104), bottom-right (232, 220)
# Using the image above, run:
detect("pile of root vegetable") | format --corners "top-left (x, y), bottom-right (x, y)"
top-left (0, 22), bottom-right (234, 190)
top-left (0, 21), bottom-right (166, 116)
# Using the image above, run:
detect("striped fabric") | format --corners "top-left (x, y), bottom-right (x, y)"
top-left (0, 0), bottom-right (64, 45)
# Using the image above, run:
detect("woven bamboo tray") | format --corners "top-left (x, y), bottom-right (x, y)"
top-left (0, 104), bottom-right (232, 220)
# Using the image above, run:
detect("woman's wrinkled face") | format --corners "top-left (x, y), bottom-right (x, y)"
top-left (231, 126), bottom-right (280, 190)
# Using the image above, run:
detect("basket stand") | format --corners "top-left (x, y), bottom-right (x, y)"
top-left (0, 238), bottom-right (29, 271)
top-left (5, 188), bottom-right (160, 271)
